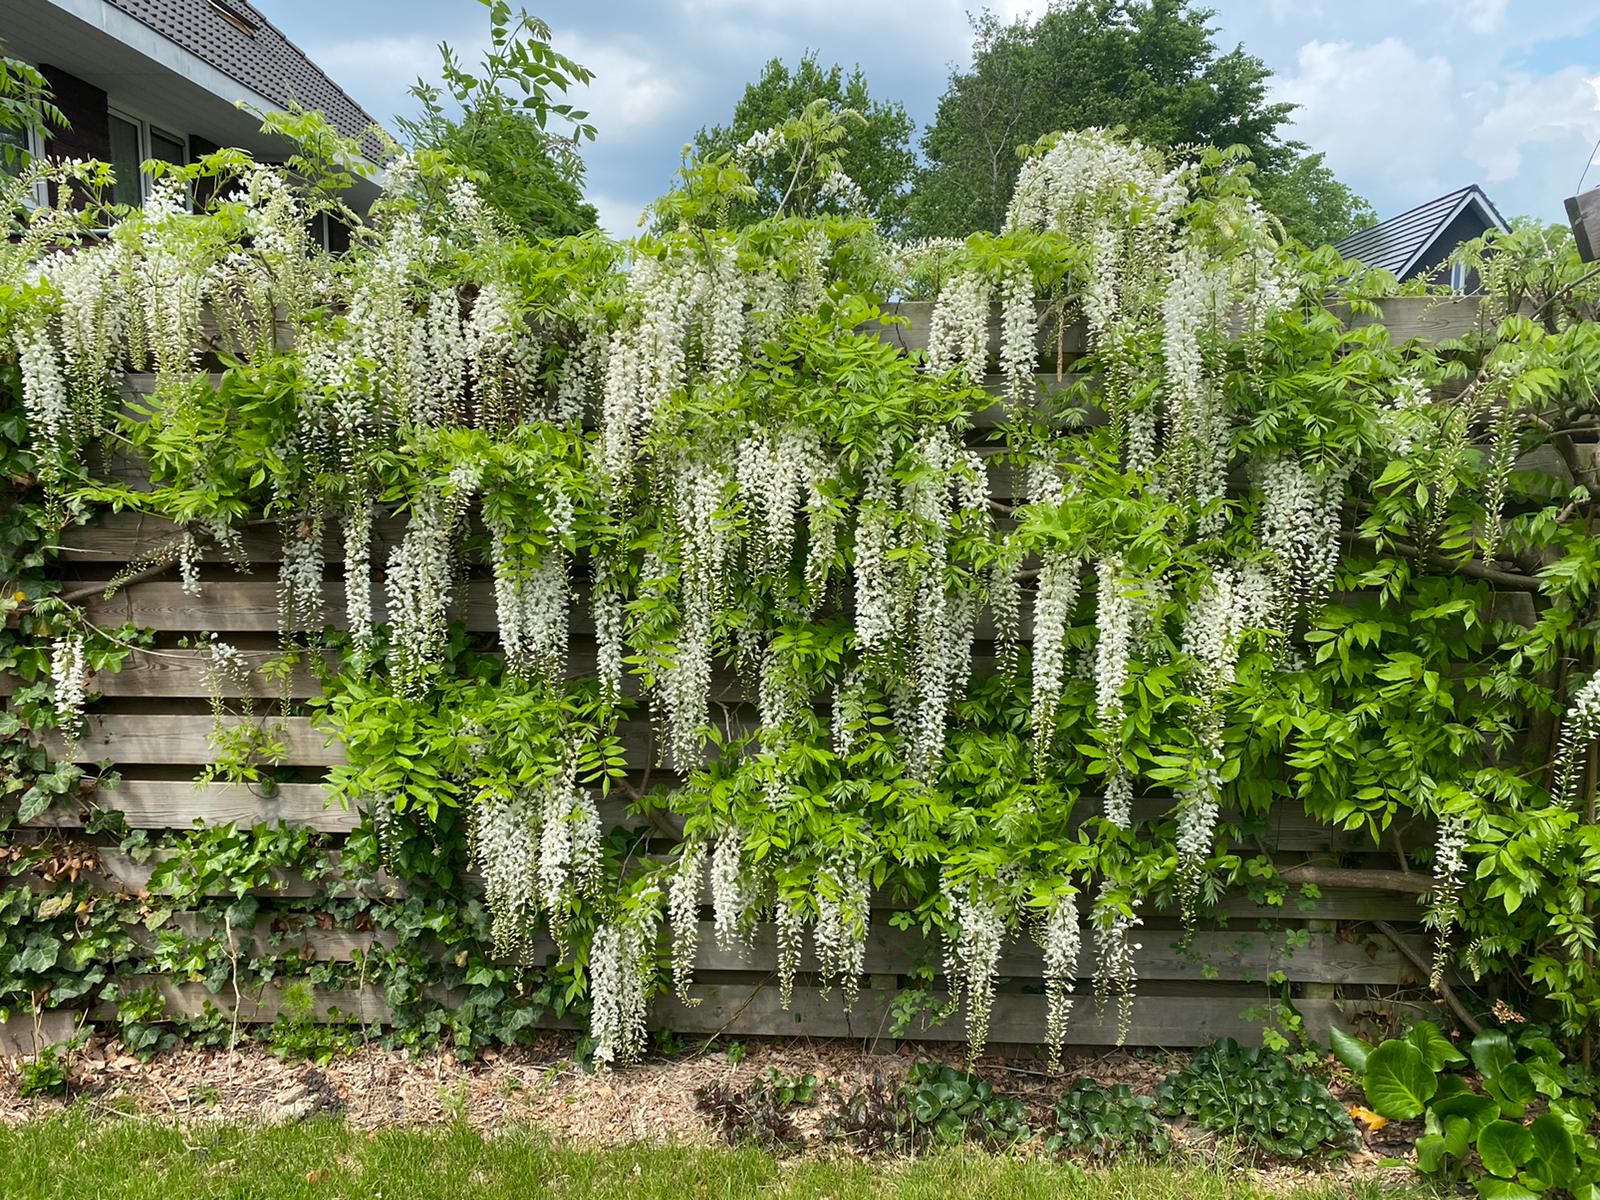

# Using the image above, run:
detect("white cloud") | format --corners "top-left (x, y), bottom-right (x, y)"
top-left (589, 191), bottom-right (649, 238)
top-left (1416, 0), bottom-right (1508, 34)
top-left (1469, 67), bottom-right (1600, 182)
top-left (1273, 37), bottom-right (1458, 200)
top-left (559, 32), bottom-right (691, 142)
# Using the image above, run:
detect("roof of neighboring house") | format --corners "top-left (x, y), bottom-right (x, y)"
top-left (1333, 184), bottom-right (1511, 278)
top-left (102, 0), bottom-right (380, 148)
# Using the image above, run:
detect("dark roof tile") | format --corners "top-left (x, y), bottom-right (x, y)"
top-left (1333, 184), bottom-right (1510, 278)
top-left (104, 0), bottom-right (381, 154)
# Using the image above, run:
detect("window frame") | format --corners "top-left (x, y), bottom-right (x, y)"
top-left (106, 105), bottom-right (190, 205)
top-left (0, 118), bottom-right (48, 207)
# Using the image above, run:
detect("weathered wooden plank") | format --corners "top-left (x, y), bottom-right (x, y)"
top-left (154, 914), bottom-right (1412, 984)
top-left (24, 781), bottom-right (359, 833)
top-left (75, 579), bottom-right (1036, 640)
top-left (82, 848), bottom-right (1421, 921)
top-left (20, 779), bottom-right (644, 837)
top-left (1342, 295), bottom-right (1496, 342)
top-left (93, 848), bottom-right (402, 899)
top-left (68, 976), bottom-right (1338, 1047)
top-left (683, 924), bottom-right (1415, 985)
top-left (44, 714), bottom-right (656, 769)
top-left (56, 512), bottom-right (409, 565)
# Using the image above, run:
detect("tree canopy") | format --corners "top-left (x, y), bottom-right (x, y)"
top-left (690, 52), bottom-right (915, 231)
top-left (394, 1), bottom-right (598, 236)
top-left (906, 0), bottom-right (1375, 246)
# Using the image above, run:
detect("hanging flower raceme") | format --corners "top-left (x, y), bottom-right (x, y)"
top-left (386, 461), bottom-right (481, 693)
top-left (1427, 812), bottom-right (1471, 987)
top-left (1039, 892), bottom-right (1082, 1070)
top-left (926, 268), bottom-right (992, 387)
top-left (1031, 550), bottom-right (1083, 757)
top-left (50, 633), bottom-right (89, 758)
top-left (1259, 456), bottom-right (1347, 627)
top-left (1092, 880), bottom-right (1142, 1045)
top-left (588, 890), bottom-right (663, 1068)
top-left (943, 879), bottom-right (1007, 1060)
top-left (814, 857), bottom-right (870, 1008)
top-left (668, 841), bottom-right (707, 1002)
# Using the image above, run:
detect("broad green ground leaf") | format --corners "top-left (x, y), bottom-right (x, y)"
top-left (1406, 1021), bottom-right (1468, 1069)
top-left (1433, 1091), bottom-right (1500, 1139)
top-left (1529, 1113), bottom-right (1576, 1188)
top-left (1471, 1032), bottom-right (1516, 1082)
top-left (1473, 1180), bottom-right (1540, 1200)
top-left (1486, 1064), bottom-right (1536, 1118)
top-left (1330, 1025), bottom-right (1370, 1072)
top-left (1365, 1040), bottom-right (1437, 1120)
top-left (1477, 1120), bottom-right (1535, 1179)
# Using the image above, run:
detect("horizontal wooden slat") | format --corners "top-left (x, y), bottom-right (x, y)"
top-left (24, 781), bottom-right (359, 833)
top-left (80, 849), bottom-right (1423, 921)
top-left (155, 914), bottom-right (1415, 985)
top-left (46, 714), bottom-right (657, 768)
top-left (20, 779), bottom-right (646, 837)
top-left (68, 976), bottom-right (1353, 1047)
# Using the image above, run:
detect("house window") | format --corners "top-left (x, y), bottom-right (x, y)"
top-left (0, 119), bottom-right (47, 205)
top-left (107, 109), bottom-right (189, 206)
top-left (206, 0), bottom-right (259, 36)
top-left (1449, 259), bottom-right (1468, 294)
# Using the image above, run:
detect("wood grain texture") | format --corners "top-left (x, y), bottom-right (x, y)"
top-left (77, 976), bottom-right (1354, 1046)
top-left (151, 913), bottom-right (1417, 984)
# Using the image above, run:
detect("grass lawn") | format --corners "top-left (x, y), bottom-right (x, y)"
top-left (0, 1112), bottom-right (1421, 1200)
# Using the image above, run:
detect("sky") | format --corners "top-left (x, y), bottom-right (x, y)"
top-left (259, 0), bottom-right (1600, 238)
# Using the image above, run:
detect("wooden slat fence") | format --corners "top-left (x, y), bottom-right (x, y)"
top-left (1, 296), bottom-right (1498, 1054)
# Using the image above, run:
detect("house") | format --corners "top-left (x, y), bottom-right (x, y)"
top-left (0, 0), bottom-right (382, 230)
top-left (1333, 184), bottom-right (1511, 291)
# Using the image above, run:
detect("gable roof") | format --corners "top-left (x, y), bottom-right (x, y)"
top-left (101, 0), bottom-right (381, 152)
top-left (1332, 184), bottom-right (1511, 278)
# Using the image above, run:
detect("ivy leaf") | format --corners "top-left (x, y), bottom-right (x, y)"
top-left (1364, 1039), bottom-right (1436, 1120)
top-left (12, 936), bottom-right (60, 974)
top-left (16, 785), bottom-right (54, 824)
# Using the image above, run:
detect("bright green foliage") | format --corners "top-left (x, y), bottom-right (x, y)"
top-left (1155, 1039), bottom-right (1357, 1158)
top-left (900, 1063), bottom-right (1033, 1149)
top-left (907, 1), bottom-right (1373, 245)
top-left (690, 53), bottom-right (915, 232)
top-left (395, 1), bottom-right (597, 235)
top-left (0, 1113), bottom-right (1441, 1200)
top-left (1352, 1024), bottom-right (1600, 1196)
top-left (0, 40), bottom-right (65, 170)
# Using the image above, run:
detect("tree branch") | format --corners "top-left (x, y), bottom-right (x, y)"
top-left (1278, 863), bottom-right (1431, 894)
top-left (1375, 919), bottom-right (1485, 1036)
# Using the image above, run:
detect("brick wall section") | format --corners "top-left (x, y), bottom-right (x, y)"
top-left (40, 65), bottom-right (109, 162)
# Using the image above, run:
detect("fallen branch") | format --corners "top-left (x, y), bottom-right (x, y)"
top-left (1375, 919), bottom-right (1485, 1036)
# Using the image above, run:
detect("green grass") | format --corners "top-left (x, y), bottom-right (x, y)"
top-left (0, 1111), bottom-right (1422, 1200)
